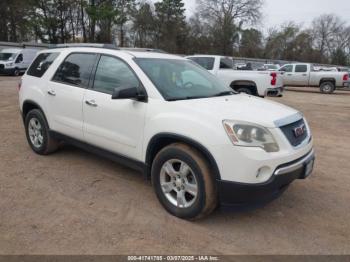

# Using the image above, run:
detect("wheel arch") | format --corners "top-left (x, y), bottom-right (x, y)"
top-left (230, 80), bottom-right (258, 95)
top-left (319, 78), bottom-right (336, 86)
top-left (145, 133), bottom-right (221, 180)
top-left (22, 100), bottom-right (48, 124)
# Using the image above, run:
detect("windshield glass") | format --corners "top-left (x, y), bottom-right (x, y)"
top-left (135, 58), bottom-right (234, 101)
top-left (0, 53), bottom-right (16, 61)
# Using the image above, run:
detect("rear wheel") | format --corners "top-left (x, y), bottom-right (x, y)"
top-left (24, 109), bottom-right (59, 155)
top-left (320, 81), bottom-right (335, 94)
top-left (236, 87), bottom-right (253, 95)
top-left (151, 143), bottom-right (217, 220)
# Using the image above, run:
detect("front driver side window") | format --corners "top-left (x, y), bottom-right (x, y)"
top-left (93, 55), bottom-right (140, 95)
top-left (15, 54), bottom-right (23, 63)
top-left (280, 65), bottom-right (293, 73)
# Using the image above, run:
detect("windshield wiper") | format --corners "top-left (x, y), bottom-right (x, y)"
top-left (212, 91), bottom-right (236, 97)
top-left (167, 95), bottom-right (208, 101)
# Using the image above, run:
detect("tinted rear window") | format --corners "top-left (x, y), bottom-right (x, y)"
top-left (188, 57), bottom-right (215, 70)
top-left (295, 65), bottom-right (308, 73)
top-left (27, 53), bottom-right (60, 78)
top-left (220, 58), bottom-right (233, 69)
top-left (52, 53), bottom-right (96, 88)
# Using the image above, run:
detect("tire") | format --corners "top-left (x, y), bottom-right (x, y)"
top-left (151, 143), bottom-right (217, 220)
top-left (24, 109), bottom-right (59, 155)
top-left (13, 68), bottom-right (20, 76)
top-left (320, 81), bottom-right (335, 94)
top-left (236, 87), bottom-right (253, 95)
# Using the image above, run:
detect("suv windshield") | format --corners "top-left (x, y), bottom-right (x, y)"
top-left (135, 58), bottom-right (234, 101)
top-left (0, 53), bottom-right (16, 61)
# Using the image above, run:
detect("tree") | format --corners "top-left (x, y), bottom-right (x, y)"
top-left (196, 0), bottom-right (263, 55)
top-left (238, 28), bottom-right (263, 58)
top-left (311, 14), bottom-right (345, 63)
top-left (154, 0), bottom-right (187, 53)
top-left (132, 1), bottom-right (156, 48)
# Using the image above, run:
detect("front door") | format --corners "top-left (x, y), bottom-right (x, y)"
top-left (280, 64), bottom-right (294, 86)
top-left (83, 55), bottom-right (147, 160)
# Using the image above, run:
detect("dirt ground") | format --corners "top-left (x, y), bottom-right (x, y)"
top-left (0, 76), bottom-right (349, 255)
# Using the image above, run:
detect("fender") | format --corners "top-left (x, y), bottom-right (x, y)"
top-left (145, 133), bottom-right (221, 180)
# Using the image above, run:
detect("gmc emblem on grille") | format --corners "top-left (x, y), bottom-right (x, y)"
top-left (293, 124), bottom-right (306, 138)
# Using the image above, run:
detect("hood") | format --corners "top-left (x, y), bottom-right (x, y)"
top-left (172, 94), bottom-right (301, 128)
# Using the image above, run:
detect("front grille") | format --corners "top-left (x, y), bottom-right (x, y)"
top-left (0, 64), bottom-right (4, 70)
top-left (280, 119), bottom-right (308, 147)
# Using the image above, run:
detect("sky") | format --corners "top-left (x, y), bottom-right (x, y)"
top-left (180, 0), bottom-right (350, 29)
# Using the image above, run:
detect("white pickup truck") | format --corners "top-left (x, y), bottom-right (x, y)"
top-left (279, 63), bottom-right (350, 94)
top-left (186, 55), bottom-right (284, 97)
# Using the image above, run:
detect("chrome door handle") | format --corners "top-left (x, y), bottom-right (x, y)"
top-left (47, 90), bottom-right (56, 96)
top-left (85, 100), bottom-right (98, 107)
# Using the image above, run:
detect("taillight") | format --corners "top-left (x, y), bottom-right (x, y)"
top-left (270, 72), bottom-right (277, 86)
top-left (343, 74), bottom-right (349, 81)
top-left (18, 79), bottom-right (22, 91)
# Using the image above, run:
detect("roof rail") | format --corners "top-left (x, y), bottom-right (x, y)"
top-left (120, 47), bottom-right (167, 53)
top-left (49, 43), bottom-right (119, 50)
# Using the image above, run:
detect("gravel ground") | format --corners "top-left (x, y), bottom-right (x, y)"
top-left (0, 76), bottom-right (349, 255)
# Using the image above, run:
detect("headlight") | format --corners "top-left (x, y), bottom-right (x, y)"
top-left (223, 120), bottom-right (279, 152)
top-left (6, 63), bottom-right (14, 67)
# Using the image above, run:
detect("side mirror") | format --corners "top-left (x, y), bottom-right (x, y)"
top-left (112, 87), bottom-right (147, 102)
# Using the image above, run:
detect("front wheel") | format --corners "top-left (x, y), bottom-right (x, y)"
top-left (151, 143), bottom-right (217, 220)
top-left (13, 68), bottom-right (20, 76)
top-left (320, 81), bottom-right (335, 94)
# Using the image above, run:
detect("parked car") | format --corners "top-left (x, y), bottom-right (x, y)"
top-left (0, 48), bottom-right (39, 76)
top-left (19, 45), bottom-right (315, 219)
top-left (279, 63), bottom-right (349, 93)
top-left (187, 55), bottom-right (284, 97)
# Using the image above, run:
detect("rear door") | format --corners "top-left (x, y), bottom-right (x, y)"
top-left (187, 57), bottom-right (216, 74)
top-left (82, 54), bottom-right (147, 159)
top-left (291, 64), bottom-right (309, 86)
top-left (47, 52), bottom-right (97, 139)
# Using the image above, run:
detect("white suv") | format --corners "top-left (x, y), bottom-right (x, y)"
top-left (19, 45), bottom-right (315, 220)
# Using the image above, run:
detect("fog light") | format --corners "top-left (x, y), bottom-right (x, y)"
top-left (256, 166), bottom-right (272, 181)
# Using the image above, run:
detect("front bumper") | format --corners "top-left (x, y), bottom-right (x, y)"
top-left (265, 86), bottom-right (284, 97)
top-left (0, 67), bottom-right (15, 75)
top-left (217, 150), bottom-right (315, 207)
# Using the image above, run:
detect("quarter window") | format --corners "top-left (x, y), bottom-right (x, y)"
top-left (27, 53), bottom-right (59, 78)
top-left (93, 55), bottom-right (140, 95)
top-left (52, 53), bottom-right (96, 88)
top-left (295, 65), bottom-right (308, 73)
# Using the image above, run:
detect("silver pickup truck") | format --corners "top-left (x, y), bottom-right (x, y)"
top-left (279, 63), bottom-right (349, 94)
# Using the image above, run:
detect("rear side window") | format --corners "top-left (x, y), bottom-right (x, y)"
top-left (220, 58), bottom-right (233, 69)
top-left (52, 53), bottom-right (96, 88)
top-left (188, 57), bottom-right (215, 70)
top-left (295, 65), bottom-right (308, 73)
top-left (27, 53), bottom-right (59, 78)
